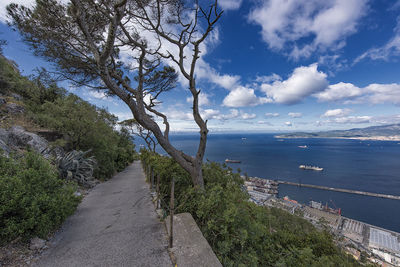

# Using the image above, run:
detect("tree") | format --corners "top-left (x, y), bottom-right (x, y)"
top-left (8, 0), bottom-right (222, 189)
top-left (120, 119), bottom-right (157, 152)
top-left (0, 39), bottom-right (6, 54)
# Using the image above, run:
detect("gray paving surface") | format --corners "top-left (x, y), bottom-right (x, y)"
top-left (34, 161), bottom-right (171, 267)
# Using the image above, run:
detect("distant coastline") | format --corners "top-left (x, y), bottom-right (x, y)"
top-left (275, 124), bottom-right (400, 141)
top-left (275, 135), bottom-right (400, 141)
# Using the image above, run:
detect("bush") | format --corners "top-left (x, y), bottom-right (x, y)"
top-left (0, 152), bottom-right (80, 243)
top-left (140, 150), bottom-right (362, 266)
top-left (1, 56), bottom-right (136, 180)
top-left (33, 94), bottom-right (136, 179)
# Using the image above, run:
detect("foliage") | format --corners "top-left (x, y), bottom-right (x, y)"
top-left (7, 0), bottom-right (222, 189)
top-left (120, 119), bottom-right (157, 152)
top-left (32, 93), bottom-right (136, 179)
top-left (0, 56), bottom-right (65, 103)
top-left (0, 152), bottom-right (80, 243)
top-left (140, 150), bottom-right (364, 266)
top-left (56, 150), bottom-right (96, 187)
top-left (0, 56), bottom-right (136, 180)
top-left (0, 39), bottom-right (6, 54)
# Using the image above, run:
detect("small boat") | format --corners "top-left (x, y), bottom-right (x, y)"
top-left (241, 137), bottom-right (247, 140)
top-left (225, 159), bottom-right (241, 163)
top-left (298, 145), bottom-right (308, 148)
top-left (299, 165), bottom-right (323, 171)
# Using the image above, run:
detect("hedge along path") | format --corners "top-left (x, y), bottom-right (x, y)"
top-left (34, 161), bottom-right (172, 267)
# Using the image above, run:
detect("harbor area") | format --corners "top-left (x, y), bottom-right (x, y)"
top-left (243, 176), bottom-right (400, 266)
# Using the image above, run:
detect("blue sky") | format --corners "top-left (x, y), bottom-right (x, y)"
top-left (1, 0), bottom-right (400, 133)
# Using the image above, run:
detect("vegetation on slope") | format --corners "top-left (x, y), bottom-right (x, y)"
top-left (0, 55), bottom-right (136, 179)
top-left (141, 150), bottom-right (366, 266)
top-left (0, 52), bottom-right (136, 243)
top-left (0, 151), bottom-right (80, 244)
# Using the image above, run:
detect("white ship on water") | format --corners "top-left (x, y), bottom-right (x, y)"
top-left (299, 165), bottom-right (323, 171)
top-left (225, 159), bottom-right (241, 163)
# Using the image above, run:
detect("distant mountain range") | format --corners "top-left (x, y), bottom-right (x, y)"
top-left (275, 124), bottom-right (400, 141)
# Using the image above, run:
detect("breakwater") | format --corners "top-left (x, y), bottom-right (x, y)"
top-left (277, 181), bottom-right (400, 200)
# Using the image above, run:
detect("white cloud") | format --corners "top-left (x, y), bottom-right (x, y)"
top-left (113, 112), bottom-right (133, 122)
top-left (88, 91), bottom-right (108, 99)
top-left (186, 92), bottom-right (211, 107)
top-left (221, 108), bottom-right (239, 119)
top-left (354, 18), bottom-right (400, 63)
top-left (201, 109), bottom-right (221, 120)
top-left (315, 82), bottom-right (362, 102)
top-left (0, 0), bottom-right (36, 22)
top-left (248, 0), bottom-right (368, 59)
top-left (240, 112), bottom-right (257, 120)
top-left (116, 5), bottom-right (242, 95)
top-left (199, 108), bottom-right (257, 121)
top-left (255, 74), bottom-right (281, 83)
top-left (364, 83), bottom-right (400, 104)
top-left (260, 63), bottom-right (328, 104)
top-left (316, 83), bottom-right (400, 104)
top-left (223, 86), bottom-right (270, 107)
top-left (219, 109), bottom-right (256, 120)
top-left (166, 109), bottom-right (193, 121)
top-left (219, 0), bottom-right (243, 11)
top-left (330, 116), bottom-right (371, 124)
top-left (318, 54), bottom-right (348, 71)
top-left (288, 112), bottom-right (302, 118)
top-left (265, 112), bottom-right (279, 117)
top-left (209, 72), bottom-right (241, 90)
top-left (372, 114), bottom-right (400, 125)
top-left (318, 113), bottom-right (400, 126)
top-left (285, 121), bottom-right (292, 126)
top-left (257, 120), bottom-right (273, 125)
top-left (252, 64), bottom-right (400, 106)
top-left (322, 108), bottom-right (352, 117)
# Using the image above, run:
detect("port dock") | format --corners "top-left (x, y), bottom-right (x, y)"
top-left (277, 181), bottom-right (400, 200)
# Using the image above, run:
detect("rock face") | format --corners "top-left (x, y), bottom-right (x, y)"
top-left (0, 128), bottom-right (10, 155)
top-left (0, 97), bottom-right (6, 105)
top-left (29, 237), bottom-right (46, 250)
top-left (5, 103), bottom-right (25, 114)
top-left (10, 126), bottom-right (49, 154)
top-left (11, 93), bottom-right (23, 101)
top-left (0, 138), bottom-right (9, 155)
top-left (0, 126), bottom-right (49, 156)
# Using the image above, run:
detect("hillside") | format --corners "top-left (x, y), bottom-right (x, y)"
top-left (0, 54), bottom-right (136, 179)
top-left (0, 53), bottom-right (138, 265)
top-left (276, 124), bottom-right (400, 141)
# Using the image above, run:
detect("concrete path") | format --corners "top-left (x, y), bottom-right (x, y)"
top-left (34, 161), bottom-right (171, 267)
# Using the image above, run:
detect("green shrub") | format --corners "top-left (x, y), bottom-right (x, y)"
top-left (1, 56), bottom-right (136, 180)
top-left (0, 57), bottom-right (65, 103)
top-left (140, 150), bottom-right (362, 266)
top-left (0, 152), bottom-right (80, 243)
top-left (33, 94), bottom-right (136, 179)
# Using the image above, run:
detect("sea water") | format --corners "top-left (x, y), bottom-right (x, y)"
top-left (137, 133), bottom-right (400, 232)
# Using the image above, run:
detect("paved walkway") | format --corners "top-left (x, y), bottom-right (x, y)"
top-left (34, 161), bottom-right (171, 267)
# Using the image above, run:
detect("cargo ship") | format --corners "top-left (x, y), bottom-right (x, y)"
top-left (299, 165), bottom-right (323, 171)
top-left (225, 159), bottom-right (241, 163)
